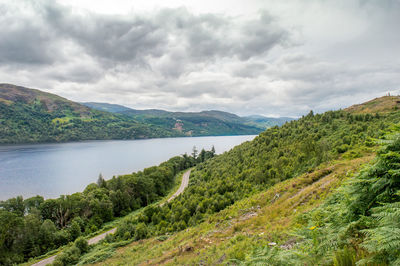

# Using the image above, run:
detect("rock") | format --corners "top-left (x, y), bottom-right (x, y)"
top-left (184, 245), bottom-right (194, 252)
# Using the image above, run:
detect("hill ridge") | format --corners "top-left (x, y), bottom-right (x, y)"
top-left (0, 83), bottom-right (265, 143)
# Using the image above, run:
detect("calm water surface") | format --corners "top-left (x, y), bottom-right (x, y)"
top-left (0, 135), bottom-right (256, 200)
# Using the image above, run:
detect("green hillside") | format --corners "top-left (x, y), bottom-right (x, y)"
top-left (83, 102), bottom-right (283, 136)
top-left (0, 84), bottom-right (263, 144)
top-left (53, 96), bottom-right (400, 265)
top-left (3, 95), bottom-right (400, 266)
top-left (243, 115), bottom-right (295, 128)
top-left (81, 102), bottom-right (132, 113)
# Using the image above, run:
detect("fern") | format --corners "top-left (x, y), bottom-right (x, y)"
top-left (361, 200), bottom-right (400, 264)
top-left (231, 246), bottom-right (301, 266)
top-left (290, 134), bottom-right (400, 265)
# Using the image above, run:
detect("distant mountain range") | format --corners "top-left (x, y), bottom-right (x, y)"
top-left (0, 83), bottom-right (293, 144)
top-left (83, 102), bottom-right (294, 135)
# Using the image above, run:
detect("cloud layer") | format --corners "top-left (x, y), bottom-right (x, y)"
top-left (0, 0), bottom-right (399, 117)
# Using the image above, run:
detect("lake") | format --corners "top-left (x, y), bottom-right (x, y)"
top-left (0, 135), bottom-right (256, 200)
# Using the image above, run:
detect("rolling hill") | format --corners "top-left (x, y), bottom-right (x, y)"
top-left (0, 84), bottom-right (185, 144)
top-left (82, 102), bottom-right (293, 136)
top-left (0, 84), bottom-right (266, 144)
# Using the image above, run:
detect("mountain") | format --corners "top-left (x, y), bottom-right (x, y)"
top-left (0, 84), bottom-right (181, 144)
top-left (122, 109), bottom-right (263, 136)
top-left (0, 84), bottom-right (264, 144)
top-left (243, 114), bottom-right (295, 128)
top-left (83, 102), bottom-right (292, 136)
top-left (0, 83), bottom-right (90, 115)
top-left (81, 102), bottom-right (132, 113)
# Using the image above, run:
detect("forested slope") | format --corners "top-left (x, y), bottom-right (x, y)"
top-left (0, 84), bottom-right (181, 143)
top-left (0, 84), bottom-right (263, 144)
top-left (85, 102), bottom-right (270, 136)
top-left (71, 96), bottom-right (400, 265)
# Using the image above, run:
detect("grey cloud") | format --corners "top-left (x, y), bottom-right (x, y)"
top-left (42, 3), bottom-right (168, 65)
top-left (0, 3), bottom-right (58, 65)
top-left (47, 64), bottom-right (103, 83)
top-left (232, 63), bottom-right (268, 78)
top-left (0, 1), bottom-right (289, 79)
top-left (235, 12), bottom-right (288, 60)
top-left (174, 9), bottom-right (288, 63)
top-left (0, 0), bottom-right (399, 118)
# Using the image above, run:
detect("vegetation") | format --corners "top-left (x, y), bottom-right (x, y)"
top-left (72, 96), bottom-right (400, 265)
top-left (2, 95), bottom-right (400, 265)
top-left (0, 148), bottom-right (215, 265)
top-left (85, 101), bottom-right (273, 136)
top-left (0, 84), bottom-right (265, 144)
top-left (242, 115), bottom-right (294, 129)
top-left (83, 102), bottom-right (293, 135)
top-left (256, 130), bottom-right (400, 265)
top-left (0, 84), bottom-right (182, 144)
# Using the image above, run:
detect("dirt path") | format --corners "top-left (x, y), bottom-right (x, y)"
top-left (167, 169), bottom-right (191, 203)
top-left (88, 228), bottom-right (117, 245)
top-left (31, 255), bottom-right (56, 266)
top-left (31, 169), bottom-right (191, 266)
top-left (31, 228), bottom-right (117, 266)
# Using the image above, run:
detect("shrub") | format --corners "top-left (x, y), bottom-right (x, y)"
top-left (74, 237), bottom-right (89, 254)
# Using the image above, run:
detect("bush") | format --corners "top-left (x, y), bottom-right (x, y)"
top-left (134, 223), bottom-right (148, 240)
top-left (74, 237), bottom-right (89, 254)
top-left (336, 144), bottom-right (349, 153)
top-left (53, 245), bottom-right (81, 266)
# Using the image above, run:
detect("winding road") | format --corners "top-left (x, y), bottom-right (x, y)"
top-left (168, 169), bottom-right (191, 203)
top-left (31, 169), bottom-right (191, 266)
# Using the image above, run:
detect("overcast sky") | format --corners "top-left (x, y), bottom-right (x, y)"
top-left (0, 0), bottom-right (399, 117)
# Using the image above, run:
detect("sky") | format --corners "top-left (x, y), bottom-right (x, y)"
top-left (0, 0), bottom-right (399, 117)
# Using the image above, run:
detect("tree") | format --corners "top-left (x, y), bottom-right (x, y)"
top-left (199, 148), bottom-right (206, 162)
top-left (68, 220), bottom-right (81, 240)
top-left (192, 146), bottom-right (198, 160)
top-left (97, 173), bottom-right (107, 188)
top-left (211, 145), bottom-right (216, 156)
top-left (0, 210), bottom-right (24, 263)
top-left (39, 219), bottom-right (57, 250)
top-left (0, 196), bottom-right (25, 216)
top-left (24, 196), bottom-right (44, 214)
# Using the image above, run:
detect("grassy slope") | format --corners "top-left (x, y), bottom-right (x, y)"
top-left (345, 95), bottom-right (400, 114)
top-left (89, 96), bottom-right (400, 265)
top-left (94, 153), bottom-right (375, 265)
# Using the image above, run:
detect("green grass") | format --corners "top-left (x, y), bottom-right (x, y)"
top-left (91, 151), bottom-right (375, 265)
